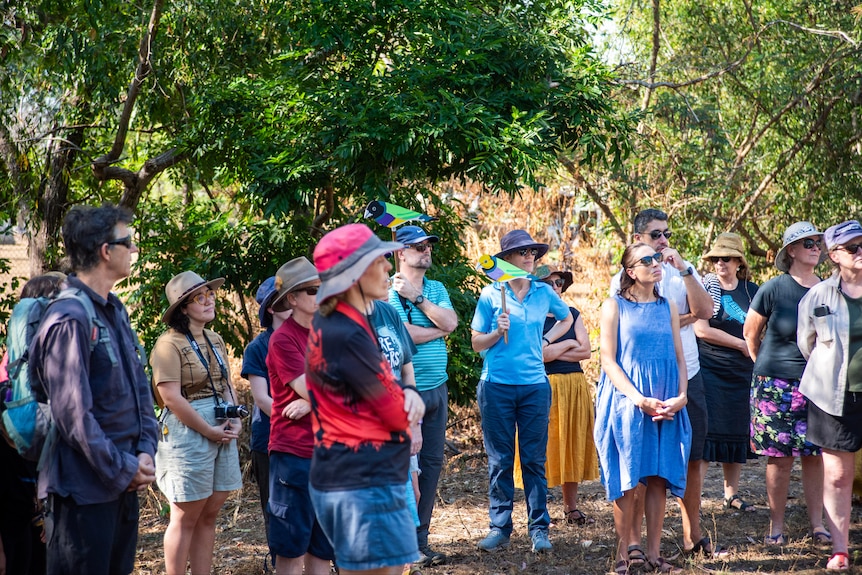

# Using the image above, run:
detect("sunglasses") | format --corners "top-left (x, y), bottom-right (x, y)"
top-left (835, 243), bottom-right (862, 255)
top-left (517, 248), bottom-right (539, 257)
top-left (544, 278), bottom-right (565, 288)
top-left (188, 290), bottom-right (216, 305)
top-left (797, 238), bottom-right (822, 250)
top-left (709, 256), bottom-right (734, 263)
top-left (292, 286), bottom-right (319, 296)
top-left (410, 242), bottom-right (433, 253)
top-left (107, 235), bottom-right (133, 249)
top-left (631, 253), bottom-right (663, 267)
top-left (648, 230), bottom-right (673, 240)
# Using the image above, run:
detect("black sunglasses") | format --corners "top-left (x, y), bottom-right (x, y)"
top-left (648, 230), bottom-right (673, 240)
top-left (517, 248), bottom-right (539, 257)
top-left (410, 243), bottom-right (432, 253)
top-left (631, 253), bottom-right (663, 267)
top-left (709, 256), bottom-right (734, 263)
top-left (107, 235), bottom-right (133, 249)
top-left (293, 286), bottom-right (319, 296)
top-left (544, 278), bottom-right (565, 288)
top-left (797, 238), bottom-right (822, 250)
top-left (835, 243), bottom-right (862, 255)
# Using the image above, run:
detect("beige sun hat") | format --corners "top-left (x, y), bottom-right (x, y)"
top-left (161, 271), bottom-right (225, 324)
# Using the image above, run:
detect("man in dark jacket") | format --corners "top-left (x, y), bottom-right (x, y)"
top-left (29, 204), bottom-right (159, 575)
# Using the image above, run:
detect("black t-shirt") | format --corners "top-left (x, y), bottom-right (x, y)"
top-left (750, 273), bottom-right (812, 380)
top-left (698, 280), bottom-right (758, 373)
top-left (543, 307), bottom-right (584, 375)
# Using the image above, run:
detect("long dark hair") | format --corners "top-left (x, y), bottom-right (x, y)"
top-left (167, 303), bottom-right (192, 334)
top-left (619, 242), bottom-right (661, 302)
top-left (21, 274), bottom-right (65, 299)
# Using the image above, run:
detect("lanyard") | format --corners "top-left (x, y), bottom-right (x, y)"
top-left (184, 331), bottom-right (233, 405)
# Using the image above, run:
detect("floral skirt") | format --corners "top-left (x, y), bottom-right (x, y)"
top-left (749, 375), bottom-right (820, 458)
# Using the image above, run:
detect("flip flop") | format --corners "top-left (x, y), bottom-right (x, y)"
top-left (811, 528), bottom-right (832, 545)
top-left (827, 552), bottom-right (850, 571)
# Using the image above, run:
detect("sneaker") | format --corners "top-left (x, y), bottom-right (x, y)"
top-left (477, 528), bottom-right (510, 552)
top-left (531, 530), bottom-right (552, 553)
top-left (415, 546), bottom-right (447, 566)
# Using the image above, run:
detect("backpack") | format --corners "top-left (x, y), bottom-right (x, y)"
top-left (0, 288), bottom-right (110, 466)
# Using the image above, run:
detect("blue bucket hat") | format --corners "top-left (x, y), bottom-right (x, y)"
top-left (255, 276), bottom-right (278, 327)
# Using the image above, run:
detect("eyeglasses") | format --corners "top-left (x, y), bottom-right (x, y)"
top-left (188, 290), bottom-right (216, 305)
top-left (709, 256), bottom-right (734, 263)
top-left (517, 248), bottom-right (539, 257)
top-left (835, 243), bottom-right (862, 254)
top-left (630, 253), bottom-right (663, 267)
top-left (107, 235), bottom-right (133, 249)
top-left (797, 238), bottom-right (822, 250)
top-left (293, 286), bottom-right (319, 296)
top-left (410, 243), bottom-right (433, 253)
top-left (648, 230), bottom-right (673, 240)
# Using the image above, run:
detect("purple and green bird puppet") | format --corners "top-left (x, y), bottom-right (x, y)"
top-left (364, 200), bottom-right (436, 228)
top-left (476, 254), bottom-right (537, 282)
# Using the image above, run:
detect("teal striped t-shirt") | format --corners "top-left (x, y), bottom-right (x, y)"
top-left (388, 278), bottom-right (453, 391)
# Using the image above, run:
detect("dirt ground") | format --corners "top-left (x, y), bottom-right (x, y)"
top-left (134, 403), bottom-right (862, 575)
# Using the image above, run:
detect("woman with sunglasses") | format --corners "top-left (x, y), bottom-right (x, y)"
top-left (693, 233), bottom-right (759, 513)
top-left (743, 222), bottom-right (829, 547)
top-left (798, 220), bottom-right (862, 571)
top-left (471, 230), bottom-right (572, 554)
top-left (513, 264), bottom-right (598, 527)
top-left (595, 243), bottom-right (690, 575)
top-left (151, 271), bottom-right (244, 575)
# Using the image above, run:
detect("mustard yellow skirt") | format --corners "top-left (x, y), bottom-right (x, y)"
top-left (515, 371), bottom-right (599, 488)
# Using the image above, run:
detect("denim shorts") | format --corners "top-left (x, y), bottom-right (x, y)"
top-left (309, 483), bottom-right (419, 571)
top-left (268, 452), bottom-right (334, 560)
top-left (155, 398), bottom-right (242, 502)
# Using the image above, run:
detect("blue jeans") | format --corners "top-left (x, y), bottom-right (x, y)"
top-left (477, 379), bottom-right (551, 536)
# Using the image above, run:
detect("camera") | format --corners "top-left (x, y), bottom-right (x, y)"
top-left (215, 401), bottom-right (250, 421)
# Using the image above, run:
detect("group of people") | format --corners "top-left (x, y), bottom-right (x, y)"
top-left (2, 201), bottom-right (862, 575)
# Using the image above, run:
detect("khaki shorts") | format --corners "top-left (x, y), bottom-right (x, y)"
top-left (155, 398), bottom-right (242, 502)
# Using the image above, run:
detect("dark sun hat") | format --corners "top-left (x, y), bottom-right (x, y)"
top-left (494, 230), bottom-right (549, 259)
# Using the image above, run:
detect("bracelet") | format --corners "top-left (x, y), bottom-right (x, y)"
top-left (542, 337), bottom-right (550, 346)
top-left (402, 384), bottom-right (419, 393)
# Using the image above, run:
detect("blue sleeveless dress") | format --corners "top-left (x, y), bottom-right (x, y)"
top-left (594, 295), bottom-right (692, 501)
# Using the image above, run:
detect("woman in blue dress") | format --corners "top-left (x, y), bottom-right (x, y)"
top-left (596, 242), bottom-right (691, 575)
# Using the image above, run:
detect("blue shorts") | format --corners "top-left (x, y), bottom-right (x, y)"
top-left (309, 483), bottom-right (419, 571)
top-left (268, 452), bottom-right (334, 561)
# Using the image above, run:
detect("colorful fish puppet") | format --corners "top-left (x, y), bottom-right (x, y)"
top-left (364, 200), bottom-right (436, 228)
top-left (476, 254), bottom-right (537, 282)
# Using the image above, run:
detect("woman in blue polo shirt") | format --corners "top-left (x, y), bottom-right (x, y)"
top-left (471, 230), bottom-right (572, 554)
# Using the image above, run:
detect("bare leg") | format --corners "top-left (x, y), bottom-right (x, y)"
top-left (678, 458), bottom-right (705, 549)
top-left (801, 454), bottom-right (826, 533)
top-left (305, 554), bottom-right (334, 575)
top-left (821, 449), bottom-right (853, 557)
top-left (188, 490), bottom-right (230, 575)
top-left (340, 567), bottom-right (403, 575)
top-left (164, 498), bottom-right (208, 575)
top-left (627, 483), bottom-right (645, 552)
top-left (765, 456), bottom-right (793, 537)
top-left (722, 462), bottom-right (743, 499)
top-left (644, 477), bottom-right (667, 562)
top-left (562, 482), bottom-right (579, 512)
top-left (613, 490), bottom-right (636, 564)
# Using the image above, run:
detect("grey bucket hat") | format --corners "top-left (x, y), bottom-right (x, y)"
top-left (774, 221), bottom-right (827, 272)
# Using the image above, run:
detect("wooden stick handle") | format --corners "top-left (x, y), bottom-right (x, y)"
top-left (500, 284), bottom-right (508, 344)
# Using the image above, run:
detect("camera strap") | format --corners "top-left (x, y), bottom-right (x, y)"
top-left (185, 332), bottom-right (234, 406)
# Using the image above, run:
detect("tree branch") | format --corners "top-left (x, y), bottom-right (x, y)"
top-left (558, 157), bottom-right (627, 244)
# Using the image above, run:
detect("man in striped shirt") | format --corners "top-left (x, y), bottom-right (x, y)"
top-left (389, 225), bottom-right (459, 567)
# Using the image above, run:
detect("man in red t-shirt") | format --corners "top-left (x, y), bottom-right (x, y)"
top-left (265, 257), bottom-right (333, 575)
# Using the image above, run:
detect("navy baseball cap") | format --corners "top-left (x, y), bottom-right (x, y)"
top-left (825, 220), bottom-right (862, 250)
top-left (395, 225), bottom-right (439, 245)
top-left (255, 276), bottom-right (278, 327)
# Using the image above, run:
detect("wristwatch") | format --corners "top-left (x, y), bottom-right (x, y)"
top-left (679, 266), bottom-right (693, 277)
top-left (414, 295), bottom-right (425, 305)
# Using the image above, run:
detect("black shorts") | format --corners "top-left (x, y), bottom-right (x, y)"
top-left (807, 391), bottom-right (862, 452)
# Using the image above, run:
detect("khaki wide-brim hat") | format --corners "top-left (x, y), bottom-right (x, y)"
top-left (270, 257), bottom-right (320, 309)
top-left (702, 233), bottom-right (750, 272)
top-left (162, 271), bottom-right (225, 324)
